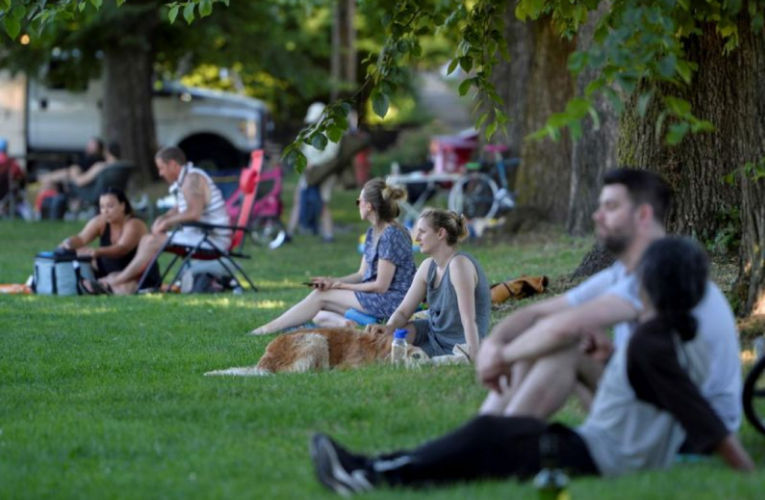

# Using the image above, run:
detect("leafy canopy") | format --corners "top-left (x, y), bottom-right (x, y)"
top-left (3, 0), bottom-right (764, 169)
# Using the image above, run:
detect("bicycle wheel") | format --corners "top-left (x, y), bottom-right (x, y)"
top-left (743, 354), bottom-right (765, 436)
top-left (448, 173), bottom-right (499, 219)
top-left (249, 217), bottom-right (287, 249)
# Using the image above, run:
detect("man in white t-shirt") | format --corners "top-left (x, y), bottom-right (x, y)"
top-left (476, 168), bottom-right (742, 433)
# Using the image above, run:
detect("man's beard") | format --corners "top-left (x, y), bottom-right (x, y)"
top-left (597, 232), bottom-right (632, 256)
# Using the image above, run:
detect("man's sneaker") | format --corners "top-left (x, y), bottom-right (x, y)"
top-left (310, 434), bottom-right (376, 496)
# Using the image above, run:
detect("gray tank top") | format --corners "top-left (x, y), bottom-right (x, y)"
top-left (425, 251), bottom-right (491, 354)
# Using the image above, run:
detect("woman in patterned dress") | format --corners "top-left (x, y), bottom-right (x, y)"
top-left (250, 178), bottom-right (416, 336)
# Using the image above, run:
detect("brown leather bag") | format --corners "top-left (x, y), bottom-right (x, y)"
top-left (490, 275), bottom-right (549, 304)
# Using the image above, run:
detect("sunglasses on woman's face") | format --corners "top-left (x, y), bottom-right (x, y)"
top-left (356, 198), bottom-right (363, 206)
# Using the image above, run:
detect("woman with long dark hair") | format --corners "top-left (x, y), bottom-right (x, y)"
top-left (60, 187), bottom-right (160, 291)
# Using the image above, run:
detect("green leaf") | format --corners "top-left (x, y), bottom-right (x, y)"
top-left (675, 60), bottom-right (693, 83)
top-left (665, 96), bottom-right (691, 117)
top-left (311, 133), bottom-right (328, 151)
top-left (588, 108), bottom-right (601, 131)
top-left (690, 119), bottom-right (715, 133)
top-left (0, 0), bottom-right (10, 12)
top-left (584, 79), bottom-right (604, 98)
top-left (296, 154), bottom-right (307, 174)
top-left (637, 91), bottom-right (653, 117)
top-left (446, 57), bottom-right (460, 75)
top-left (666, 122), bottom-right (690, 145)
top-left (90, 0), bottom-right (103, 9)
top-left (168, 6), bottom-right (180, 24)
top-left (459, 56), bottom-right (473, 73)
top-left (11, 4), bottom-right (25, 20)
top-left (485, 120), bottom-right (498, 141)
top-left (457, 78), bottom-right (473, 97)
top-left (569, 120), bottom-right (583, 141)
top-left (565, 97), bottom-right (590, 119)
top-left (327, 126), bottom-right (344, 144)
top-left (476, 111), bottom-right (489, 131)
top-left (199, 0), bottom-right (213, 17)
top-left (4, 17), bottom-right (20, 40)
top-left (568, 51), bottom-right (588, 74)
top-left (657, 53), bottom-right (676, 79)
top-left (371, 90), bottom-right (389, 118)
top-left (184, 2), bottom-right (196, 25)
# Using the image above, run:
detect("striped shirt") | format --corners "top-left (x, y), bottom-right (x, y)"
top-left (170, 163), bottom-right (231, 249)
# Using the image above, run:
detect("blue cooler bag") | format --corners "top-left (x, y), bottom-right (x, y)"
top-left (33, 250), bottom-right (96, 296)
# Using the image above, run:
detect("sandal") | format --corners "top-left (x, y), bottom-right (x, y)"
top-left (80, 278), bottom-right (113, 295)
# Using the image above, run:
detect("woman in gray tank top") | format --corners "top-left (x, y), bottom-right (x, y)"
top-left (375, 209), bottom-right (491, 360)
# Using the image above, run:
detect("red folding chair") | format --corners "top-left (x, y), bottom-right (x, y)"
top-left (136, 150), bottom-right (264, 293)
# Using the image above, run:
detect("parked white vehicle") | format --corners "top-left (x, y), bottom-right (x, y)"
top-left (0, 69), bottom-right (269, 173)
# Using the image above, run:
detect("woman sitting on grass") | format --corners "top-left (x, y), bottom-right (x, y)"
top-left (60, 187), bottom-right (160, 293)
top-left (309, 237), bottom-right (753, 495)
top-left (368, 209), bottom-right (491, 361)
top-left (250, 178), bottom-right (416, 336)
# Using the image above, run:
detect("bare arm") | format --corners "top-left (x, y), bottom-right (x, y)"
top-left (499, 295), bottom-right (637, 364)
top-left (716, 434), bottom-right (755, 472)
top-left (332, 258), bottom-right (396, 293)
top-left (475, 294), bottom-right (571, 386)
top-left (88, 219), bottom-right (148, 260)
top-left (61, 216), bottom-right (104, 250)
top-left (449, 256), bottom-right (481, 361)
top-left (477, 295), bottom-right (636, 390)
top-left (153, 173), bottom-right (209, 233)
top-left (385, 259), bottom-right (430, 329)
top-left (72, 161), bottom-right (107, 186)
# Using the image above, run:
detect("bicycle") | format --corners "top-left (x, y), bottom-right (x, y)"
top-left (743, 336), bottom-right (765, 436)
top-left (447, 144), bottom-right (520, 220)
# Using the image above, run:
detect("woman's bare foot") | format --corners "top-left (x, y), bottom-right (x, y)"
top-left (249, 327), bottom-right (271, 336)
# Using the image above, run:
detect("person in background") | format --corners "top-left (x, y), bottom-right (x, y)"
top-left (286, 102), bottom-right (342, 243)
top-left (37, 136), bottom-right (105, 187)
top-left (0, 138), bottom-right (27, 217)
top-left (250, 178), bottom-right (415, 336)
top-left (366, 209), bottom-right (491, 361)
top-left (98, 146), bottom-right (230, 294)
top-left (61, 187), bottom-right (160, 292)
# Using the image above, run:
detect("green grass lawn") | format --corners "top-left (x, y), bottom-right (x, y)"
top-left (0, 188), bottom-right (763, 499)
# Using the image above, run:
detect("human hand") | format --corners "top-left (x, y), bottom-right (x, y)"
top-left (475, 340), bottom-right (510, 393)
top-left (60, 238), bottom-right (73, 250)
top-left (312, 277), bottom-right (339, 291)
top-left (76, 247), bottom-right (95, 258)
top-left (152, 218), bottom-right (169, 235)
top-left (580, 328), bottom-right (613, 363)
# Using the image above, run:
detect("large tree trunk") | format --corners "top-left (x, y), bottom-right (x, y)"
top-left (617, 31), bottom-right (741, 237)
top-left (617, 16), bottom-right (764, 316)
top-left (567, 3), bottom-right (618, 236)
top-left (102, 2), bottom-right (159, 186)
top-left (488, 6), bottom-right (534, 159)
top-left (514, 18), bottom-right (576, 223)
top-left (733, 18), bottom-right (765, 315)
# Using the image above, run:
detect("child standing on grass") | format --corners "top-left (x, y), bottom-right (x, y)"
top-left (309, 237), bottom-right (753, 495)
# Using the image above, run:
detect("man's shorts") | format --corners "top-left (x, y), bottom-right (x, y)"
top-left (168, 227), bottom-right (231, 251)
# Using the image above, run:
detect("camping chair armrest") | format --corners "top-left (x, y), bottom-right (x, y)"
top-left (179, 221), bottom-right (249, 232)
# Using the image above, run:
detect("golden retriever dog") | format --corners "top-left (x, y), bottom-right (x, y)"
top-left (205, 327), bottom-right (428, 376)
